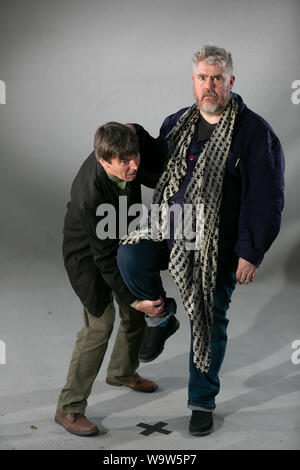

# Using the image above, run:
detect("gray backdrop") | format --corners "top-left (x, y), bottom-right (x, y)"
top-left (0, 0), bottom-right (300, 450)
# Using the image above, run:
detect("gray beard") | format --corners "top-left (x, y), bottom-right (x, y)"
top-left (194, 90), bottom-right (231, 116)
top-left (198, 101), bottom-right (224, 115)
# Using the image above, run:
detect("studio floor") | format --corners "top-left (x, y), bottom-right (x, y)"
top-left (0, 254), bottom-right (299, 451)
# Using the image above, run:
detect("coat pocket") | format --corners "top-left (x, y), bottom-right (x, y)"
top-left (65, 251), bottom-right (111, 317)
top-left (226, 151), bottom-right (241, 179)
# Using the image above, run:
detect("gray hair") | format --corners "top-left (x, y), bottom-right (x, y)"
top-left (193, 45), bottom-right (233, 75)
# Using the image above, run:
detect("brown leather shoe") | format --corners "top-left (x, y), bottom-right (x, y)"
top-left (106, 373), bottom-right (158, 393)
top-left (55, 410), bottom-right (99, 436)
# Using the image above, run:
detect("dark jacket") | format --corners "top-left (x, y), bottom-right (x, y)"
top-left (135, 93), bottom-right (285, 266)
top-left (62, 128), bottom-right (165, 317)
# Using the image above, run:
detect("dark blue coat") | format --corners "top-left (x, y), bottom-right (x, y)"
top-left (136, 93), bottom-right (285, 266)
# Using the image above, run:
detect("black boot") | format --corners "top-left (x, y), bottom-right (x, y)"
top-left (189, 411), bottom-right (213, 436)
top-left (138, 299), bottom-right (179, 362)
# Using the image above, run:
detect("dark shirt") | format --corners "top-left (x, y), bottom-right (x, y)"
top-left (167, 116), bottom-right (216, 249)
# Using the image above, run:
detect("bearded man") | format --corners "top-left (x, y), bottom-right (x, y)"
top-left (116, 45), bottom-right (285, 436)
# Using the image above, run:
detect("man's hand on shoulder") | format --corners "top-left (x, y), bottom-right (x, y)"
top-left (236, 258), bottom-right (257, 285)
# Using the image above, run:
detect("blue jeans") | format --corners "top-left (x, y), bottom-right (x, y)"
top-left (117, 240), bottom-right (173, 326)
top-left (188, 261), bottom-right (237, 411)
top-left (117, 240), bottom-right (237, 409)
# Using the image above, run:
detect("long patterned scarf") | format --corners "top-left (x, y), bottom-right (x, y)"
top-left (121, 96), bottom-right (238, 372)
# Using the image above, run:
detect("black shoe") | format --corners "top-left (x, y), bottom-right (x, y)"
top-left (139, 313), bottom-right (180, 363)
top-left (163, 297), bottom-right (177, 315)
top-left (189, 411), bottom-right (213, 436)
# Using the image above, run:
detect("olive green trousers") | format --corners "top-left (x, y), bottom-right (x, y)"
top-left (56, 293), bottom-right (146, 414)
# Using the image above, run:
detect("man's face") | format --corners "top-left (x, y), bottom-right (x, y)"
top-left (100, 153), bottom-right (140, 181)
top-left (192, 61), bottom-right (235, 116)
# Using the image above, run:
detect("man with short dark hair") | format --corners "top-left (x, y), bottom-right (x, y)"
top-left (117, 45), bottom-right (285, 436)
top-left (55, 122), bottom-right (167, 437)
